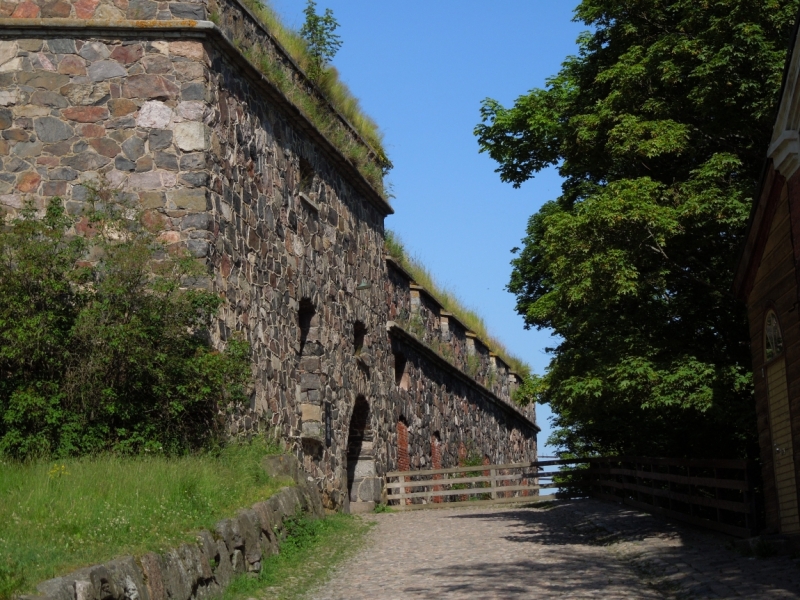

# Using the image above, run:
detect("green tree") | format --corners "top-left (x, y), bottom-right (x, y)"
top-left (475, 0), bottom-right (800, 459)
top-left (0, 198), bottom-right (250, 459)
top-left (300, 0), bottom-right (342, 82)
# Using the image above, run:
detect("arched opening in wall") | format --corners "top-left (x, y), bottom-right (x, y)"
top-left (346, 395), bottom-right (376, 512)
top-left (299, 157), bottom-right (314, 193)
top-left (353, 321), bottom-right (367, 355)
top-left (394, 352), bottom-right (409, 390)
top-left (298, 298), bottom-right (315, 355)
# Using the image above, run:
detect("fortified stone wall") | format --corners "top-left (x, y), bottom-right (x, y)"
top-left (0, 3), bottom-right (537, 512)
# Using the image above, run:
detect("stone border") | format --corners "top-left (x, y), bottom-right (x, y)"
top-left (0, 17), bottom-right (394, 216)
top-left (20, 456), bottom-right (325, 600)
top-left (386, 321), bottom-right (540, 432)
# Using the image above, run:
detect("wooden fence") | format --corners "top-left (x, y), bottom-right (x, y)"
top-left (384, 459), bottom-right (572, 510)
top-left (384, 456), bottom-right (759, 537)
top-left (583, 456), bottom-right (758, 538)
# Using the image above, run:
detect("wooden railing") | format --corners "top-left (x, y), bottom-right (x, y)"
top-left (384, 459), bottom-right (572, 510)
top-left (384, 456), bottom-right (759, 537)
top-left (583, 456), bottom-right (759, 538)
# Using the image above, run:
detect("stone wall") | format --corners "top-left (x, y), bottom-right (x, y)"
top-left (0, 5), bottom-right (537, 513)
top-left (23, 456), bottom-right (325, 600)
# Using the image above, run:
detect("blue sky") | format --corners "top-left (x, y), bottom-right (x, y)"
top-left (269, 0), bottom-right (586, 456)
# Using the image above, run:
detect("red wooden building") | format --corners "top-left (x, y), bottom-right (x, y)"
top-left (735, 23), bottom-right (800, 536)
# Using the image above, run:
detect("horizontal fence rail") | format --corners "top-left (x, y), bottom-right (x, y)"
top-left (583, 456), bottom-right (758, 538)
top-left (384, 456), bottom-right (759, 537)
top-left (384, 459), bottom-right (578, 510)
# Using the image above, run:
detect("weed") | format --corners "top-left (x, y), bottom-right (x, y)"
top-left (373, 503), bottom-right (394, 514)
top-left (465, 354), bottom-right (481, 379)
top-left (0, 558), bottom-right (25, 600)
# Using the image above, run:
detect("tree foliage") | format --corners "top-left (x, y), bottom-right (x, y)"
top-left (300, 0), bottom-right (342, 82)
top-left (0, 199), bottom-right (250, 459)
top-left (475, 0), bottom-right (800, 459)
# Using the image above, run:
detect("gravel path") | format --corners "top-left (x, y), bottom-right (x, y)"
top-left (310, 499), bottom-right (800, 599)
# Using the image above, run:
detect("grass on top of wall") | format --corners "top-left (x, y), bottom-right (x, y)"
top-left (225, 0), bottom-right (390, 197)
top-left (0, 439), bottom-right (290, 600)
top-left (385, 230), bottom-right (532, 381)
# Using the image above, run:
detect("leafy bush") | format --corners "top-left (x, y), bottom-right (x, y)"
top-left (0, 199), bottom-right (250, 459)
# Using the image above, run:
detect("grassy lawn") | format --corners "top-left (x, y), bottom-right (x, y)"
top-left (0, 440), bottom-right (291, 599)
top-left (222, 513), bottom-right (373, 600)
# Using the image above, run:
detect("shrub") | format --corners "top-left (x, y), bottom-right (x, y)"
top-left (0, 199), bottom-right (250, 459)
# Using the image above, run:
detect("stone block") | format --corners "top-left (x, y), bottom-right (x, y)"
top-left (148, 129), bottom-right (173, 150)
top-left (301, 403), bottom-right (322, 422)
top-left (300, 372), bottom-right (321, 391)
top-left (162, 549), bottom-right (191, 600)
top-left (58, 56), bottom-right (87, 76)
top-left (122, 136), bottom-right (145, 161)
top-left (34, 117), bottom-right (72, 142)
top-left (173, 121), bottom-right (207, 151)
top-left (179, 152), bottom-right (204, 170)
top-left (48, 39), bottom-right (76, 54)
top-left (170, 3), bottom-right (204, 19)
top-left (155, 152), bottom-right (178, 170)
top-left (353, 477), bottom-right (382, 503)
top-left (168, 188), bottom-right (206, 211)
top-left (124, 75), bottom-right (180, 100)
top-left (12, 141), bottom-right (43, 158)
top-left (61, 152), bottom-right (111, 171)
top-left (127, 0), bottom-right (157, 18)
top-left (62, 106), bottom-right (109, 123)
top-left (49, 166), bottom-right (78, 180)
top-left (111, 44), bottom-right (144, 65)
top-left (105, 557), bottom-right (148, 600)
top-left (181, 82), bottom-right (206, 101)
top-left (88, 60), bottom-right (126, 82)
top-left (139, 191), bottom-right (165, 208)
top-left (230, 550), bottom-right (245, 576)
top-left (215, 519), bottom-right (243, 555)
top-left (137, 101), bottom-right (173, 129)
top-left (236, 510), bottom-right (262, 568)
top-left (301, 420), bottom-right (323, 440)
top-left (139, 553), bottom-right (166, 600)
top-left (212, 539), bottom-right (232, 587)
top-left (109, 98), bottom-right (138, 117)
top-left (31, 91), bottom-right (68, 108)
top-left (186, 239), bottom-right (209, 257)
top-left (181, 212), bottom-right (210, 230)
top-left (79, 41), bottom-right (110, 61)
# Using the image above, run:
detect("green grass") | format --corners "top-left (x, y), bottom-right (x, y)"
top-left (0, 440), bottom-right (290, 598)
top-left (385, 229), bottom-right (532, 380)
top-left (222, 514), bottom-right (372, 600)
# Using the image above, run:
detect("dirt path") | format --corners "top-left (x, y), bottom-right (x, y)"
top-left (310, 499), bottom-right (800, 599)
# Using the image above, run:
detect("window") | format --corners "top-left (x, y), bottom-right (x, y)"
top-left (354, 321), bottom-right (367, 355)
top-left (298, 298), bottom-right (315, 355)
top-left (765, 310), bottom-right (784, 362)
top-left (299, 157), bottom-right (314, 193)
top-left (394, 352), bottom-right (409, 390)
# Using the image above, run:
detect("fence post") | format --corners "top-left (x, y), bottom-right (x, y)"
top-left (398, 474), bottom-right (406, 507)
top-left (490, 468), bottom-right (497, 499)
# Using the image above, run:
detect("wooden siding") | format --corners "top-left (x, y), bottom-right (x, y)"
top-left (748, 178), bottom-right (800, 534)
top-left (766, 358), bottom-right (800, 533)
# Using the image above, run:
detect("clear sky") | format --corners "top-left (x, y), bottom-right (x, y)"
top-left (269, 0), bottom-right (586, 456)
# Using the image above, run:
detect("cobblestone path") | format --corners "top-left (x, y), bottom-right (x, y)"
top-left (311, 499), bottom-right (800, 599)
